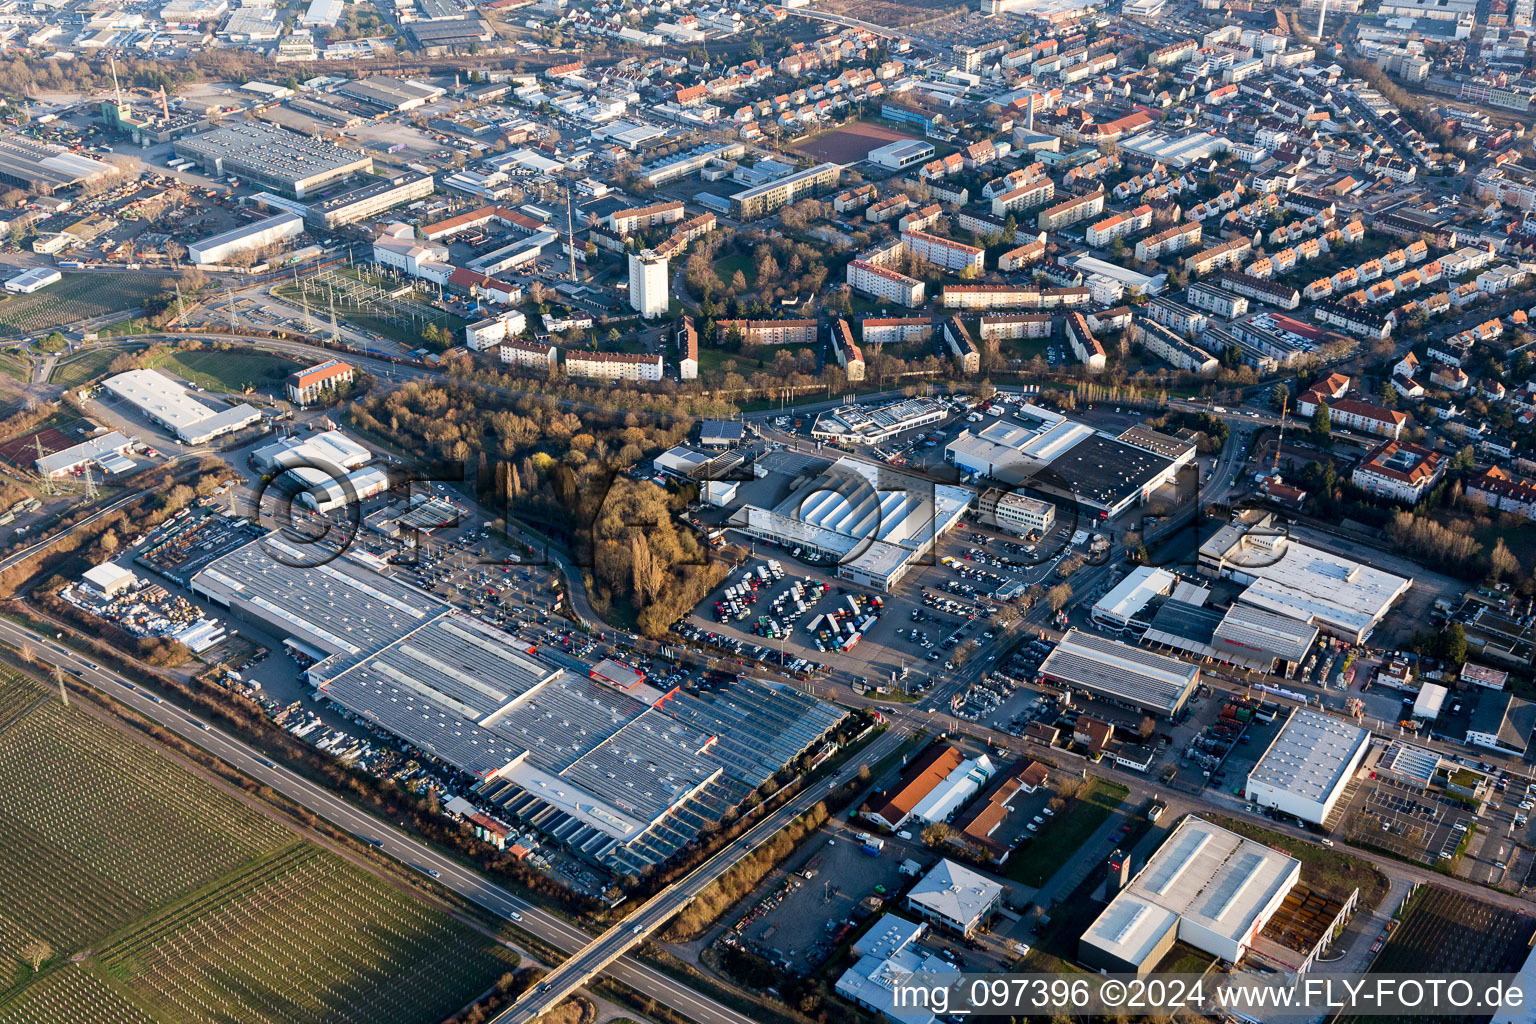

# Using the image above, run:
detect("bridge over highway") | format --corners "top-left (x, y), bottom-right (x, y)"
top-left (489, 726), bottom-right (911, 1024)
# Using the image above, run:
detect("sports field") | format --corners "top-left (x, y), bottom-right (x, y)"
top-left (0, 274), bottom-right (168, 337)
top-left (148, 348), bottom-right (302, 394)
top-left (793, 120), bottom-right (920, 163)
top-left (0, 671), bottom-right (519, 1023)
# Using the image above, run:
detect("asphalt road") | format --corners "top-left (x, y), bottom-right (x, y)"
top-left (490, 725), bottom-right (912, 1024)
top-left (0, 613), bottom-right (874, 1024)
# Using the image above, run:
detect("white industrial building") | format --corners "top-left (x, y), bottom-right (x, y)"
top-left (1091, 566), bottom-right (1178, 628)
top-left (251, 430), bottom-right (371, 475)
top-left (1079, 816), bottom-right (1303, 973)
top-left (34, 430), bottom-right (134, 478)
top-left (100, 369), bottom-right (261, 444)
top-left (1245, 709), bottom-right (1371, 825)
top-left (188, 212), bottom-right (305, 266)
top-left (909, 753), bottom-right (995, 825)
top-left (905, 859), bottom-right (1003, 937)
top-left (1198, 517), bottom-right (1412, 643)
top-left (729, 456), bottom-right (972, 592)
top-left (835, 914), bottom-right (942, 1024)
top-left (5, 266), bottom-right (60, 293)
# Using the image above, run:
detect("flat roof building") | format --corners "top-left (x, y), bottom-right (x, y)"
top-left (1079, 816), bottom-right (1302, 973)
top-left (730, 162), bottom-right (842, 220)
top-left (1091, 566), bottom-right (1178, 629)
top-left (1198, 516), bottom-right (1411, 643)
top-left (174, 121), bottom-right (373, 198)
top-left (1037, 628), bottom-right (1200, 717)
top-left (101, 369), bottom-right (260, 444)
top-left (193, 537), bottom-right (846, 873)
top-left (1245, 709), bottom-right (1371, 825)
top-left (189, 212), bottom-right (305, 266)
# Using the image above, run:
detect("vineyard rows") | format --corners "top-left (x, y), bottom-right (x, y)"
top-left (1374, 885), bottom-right (1536, 974)
top-left (101, 846), bottom-right (519, 1024)
top-left (0, 964), bottom-right (156, 1024)
top-left (0, 275), bottom-right (167, 336)
top-left (0, 679), bottom-right (291, 956)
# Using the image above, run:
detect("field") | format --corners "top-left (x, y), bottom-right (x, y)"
top-left (813, 0), bottom-right (953, 27)
top-left (0, 274), bottom-right (169, 337)
top-left (0, 416), bottom-right (90, 468)
top-left (698, 342), bottom-right (818, 377)
top-left (49, 347), bottom-right (128, 389)
top-left (98, 845), bottom-right (519, 1024)
top-left (1007, 776), bottom-right (1128, 887)
top-left (792, 120), bottom-right (920, 163)
top-left (712, 251), bottom-right (758, 291)
top-left (1371, 885), bottom-right (1534, 975)
top-left (0, 671), bottom-right (519, 1023)
top-left (1339, 885), bottom-right (1535, 1024)
top-left (148, 348), bottom-right (302, 394)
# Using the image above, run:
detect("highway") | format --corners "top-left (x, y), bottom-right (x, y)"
top-left (488, 725), bottom-right (912, 1024)
top-left (0, 611), bottom-right (905, 1024)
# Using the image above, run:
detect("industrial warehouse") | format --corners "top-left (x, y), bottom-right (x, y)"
top-left (100, 368), bottom-right (261, 444)
top-left (190, 536), bottom-right (846, 873)
top-left (173, 121), bottom-right (374, 197)
top-left (1036, 628), bottom-right (1201, 717)
top-left (1198, 514), bottom-right (1412, 643)
top-left (945, 408), bottom-right (1186, 519)
top-left (1080, 816), bottom-right (1353, 974)
top-left (1244, 709), bottom-right (1372, 826)
top-left (727, 454), bottom-right (972, 592)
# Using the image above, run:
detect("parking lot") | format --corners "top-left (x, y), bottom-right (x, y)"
top-left (1343, 774), bottom-right (1476, 867)
top-left (727, 828), bottom-right (919, 973)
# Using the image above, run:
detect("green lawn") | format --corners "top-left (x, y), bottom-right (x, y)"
top-left (50, 347), bottom-right (129, 388)
top-left (713, 251), bottom-right (757, 290)
top-left (148, 349), bottom-right (301, 394)
top-left (698, 342), bottom-right (818, 378)
top-left (0, 350), bottom-right (28, 382)
top-left (1007, 776), bottom-right (1129, 887)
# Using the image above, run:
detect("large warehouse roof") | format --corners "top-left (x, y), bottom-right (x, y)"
top-left (1202, 525), bottom-right (1411, 641)
top-left (101, 368), bottom-right (261, 443)
top-left (1214, 602), bottom-right (1320, 667)
top-left (1029, 432), bottom-right (1174, 514)
top-left (1081, 816), bottom-right (1300, 970)
top-left (192, 537), bottom-right (846, 872)
top-left (1037, 628), bottom-right (1200, 716)
top-left (1247, 709), bottom-right (1370, 808)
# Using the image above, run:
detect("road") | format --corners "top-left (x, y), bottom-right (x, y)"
top-left (489, 725), bottom-right (911, 1024)
top-left (0, 610), bottom-right (904, 1024)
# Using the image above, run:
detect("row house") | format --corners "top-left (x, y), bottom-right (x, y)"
top-left (1065, 311), bottom-right (1107, 372)
top-left (1135, 221), bottom-right (1202, 261)
top-left (900, 204), bottom-right (942, 234)
top-left (1185, 237), bottom-right (1252, 275)
top-left (999, 238), bottom-right (1047, 272)
top-left (979, 314), bottom-right (1052, 340)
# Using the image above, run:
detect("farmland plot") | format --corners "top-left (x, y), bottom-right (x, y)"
top-left (101, 845), bottom-right (520, 1024)
top-left (0, 672), bottom-right (518, 1023)
top-left (0, 274), bottom-right (169, 337)
top-left (1371, 885), bottom-right (1534, 975)
top-left (0, 693), bottom-right (293, 959)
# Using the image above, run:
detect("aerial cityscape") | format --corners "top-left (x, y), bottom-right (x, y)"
top-left (0, 0), bottom-right (1533, 1020)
